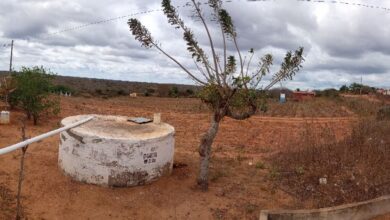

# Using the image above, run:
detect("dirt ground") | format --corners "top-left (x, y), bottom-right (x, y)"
top-left (0, 96), bottom-right (388, 219)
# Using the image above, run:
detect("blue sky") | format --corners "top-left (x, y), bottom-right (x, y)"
top-left (1, 0), bottom-right (390, 90)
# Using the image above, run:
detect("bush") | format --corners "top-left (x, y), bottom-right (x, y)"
top-left (10, 66), bottom-right (60, 125)
top-left (51, 84), bottom-right (73, 94)
top-left (186, 89), bottom-right (194, 96)
top-left (146, 88), bottom-right (156, 94)
top-left (339, 85), bottom-right (349, 93)
top-left (342, 97), bottom-right (382, 117)
top-left (95, 89), bottom-right (103, 95)
top-left (144, 88), bottom-right (156, 97)
top-left (116, 89), bottom-right (126, 96)
top-left (168, 86), bottom-right (179, 98)
top-left (349, 83), bottom-right (376, 95)
top-left (377, 106), bottom-right (390, 121)
top-left (270, 119), bottom-right (390, 208)
top-left (316, 89), bottom-right (339, 98)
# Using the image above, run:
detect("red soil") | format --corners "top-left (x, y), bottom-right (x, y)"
top-left (0, 96), bottom-right (382, 219)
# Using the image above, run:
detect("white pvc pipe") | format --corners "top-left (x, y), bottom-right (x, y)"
top-left (0, 116), bottom-right (94, 156)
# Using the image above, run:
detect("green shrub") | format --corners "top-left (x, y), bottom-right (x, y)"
top-left (168, 86), bottom-right (179, 98)
top-left (116, 89), bottom-right (126, 96)
top-left (339, 84), bottom-right (349, 93)
top-left (51, 84), bottom-right (73, 94)
top-left (316, 89), bottom-right (339, 98)
top-left (11, 66), bottom-right (60, 125)
top-left (186, 89), bottom-right (194, 96)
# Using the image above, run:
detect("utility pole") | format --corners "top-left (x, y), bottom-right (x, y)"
top-left (9, 40), bottom-right (14, 75)
top-left (360, 76), bottom-right (363, 95)
top-left (3, 40), bottom-right (14, 107)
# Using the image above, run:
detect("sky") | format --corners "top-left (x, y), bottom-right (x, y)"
top-left (0, 0), bottom-right (390, 90)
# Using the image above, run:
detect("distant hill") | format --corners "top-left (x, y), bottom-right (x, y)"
top-left (0, 71), bottom-right (199, 98)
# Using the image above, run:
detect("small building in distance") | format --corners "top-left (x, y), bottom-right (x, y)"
top-left (377, 88), bottom-right (390, 96)
top-left (280, 93), bottom-right (286, 103)
top-left (292, 91), bottom-right (316, 101)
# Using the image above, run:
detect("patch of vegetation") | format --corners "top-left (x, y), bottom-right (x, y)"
top-left (269, 167), bottom-right (281, 180)
top-left (143, 88), bottom-right (156, 97)
top-left (210, 169), bottom-right (229, 182)
top-left (0, 183), bottom-right (14, 219)
top-left (315, 88), bottom-right (340, 98)
top-left (244, 203), bottom-right (258, 214)
top-left (270, 119), bottom-right (390, 208)
top-left (211, 208), bottom-right (228, 220)
top-left (377, 105), bottom-right (390, 121)
top-left (116, 89), bottom-right (126, 96)
top-left (186, 89), bottom-right (194, 96)
top-left (168, 86), bottom-right (179, 98)
top-left (235, 153), bottom-right (250, 165)
top-left (51, 84), bottom-right (73, 94)
top-left (255, 161), bottom-right (266, 169)
top-left (10, 66), bottom-right (60, 125)
top-left (340, 83), bottom-right (376, 95)
top-left (258, 97), bottom-right (351, 117)
top-left (340, 97), bottom-right (383, 117)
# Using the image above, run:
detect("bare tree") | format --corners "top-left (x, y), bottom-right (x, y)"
top-left (128, 0), bottom-right (304, 191)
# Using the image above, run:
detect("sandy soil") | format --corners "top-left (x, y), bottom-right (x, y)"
top-left (0, 96), bottom-right (386, 219)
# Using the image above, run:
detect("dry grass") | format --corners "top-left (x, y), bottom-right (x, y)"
top-left (258, 97), bottom-right (352, 118)
top-left (269, 118), bottom-right (390, 208)
top-left (0, 183), bottom-right (14, 219)
top-left (339, 96), bottom-right (384, 117)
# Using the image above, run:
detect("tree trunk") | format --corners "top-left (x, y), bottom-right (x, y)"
top-left (197, 112), bottom-right (221, 191)
top-left (33, 115), bottom-right (38, 125)
top-left (4, 94), bottom-right (8, 107)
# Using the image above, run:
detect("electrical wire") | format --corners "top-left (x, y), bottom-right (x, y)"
top-left (42, 0), bottom-right (390, 39)
top-left (44, 2), bottom-right (200, 38)
top-left (249, 0), bottom-right (390, 12)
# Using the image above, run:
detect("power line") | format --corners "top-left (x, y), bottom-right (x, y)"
top-left (44, 9), bottom-right (161, 38)
top-left (42, 0), bottom-right (390, 39)
top-left (43, 2), bottom-right (204, 38)
top-left (249, 0), bottom-right (390, 12)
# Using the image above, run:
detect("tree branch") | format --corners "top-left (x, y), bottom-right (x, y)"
top-left (193, 59), bottom-right (211, 82)
top-left (191, 0), bottom-right (222, 86)
top-left (162, 0), bottom-right (215, 82)
top-left (153, 43), bottom-right (207, 85)
top-left (226, 102), bottom-right (257, 120)
top-left (233, 36), bottom-right (244, 77)
top-left (245, 50), bottom-right (255, 77)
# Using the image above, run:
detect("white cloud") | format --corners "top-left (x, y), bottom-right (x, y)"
top-left (0, 0), bottom-right (389, 89)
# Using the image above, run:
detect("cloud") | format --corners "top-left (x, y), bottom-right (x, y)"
top-left (0, 0), bottom-right (389, 89)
